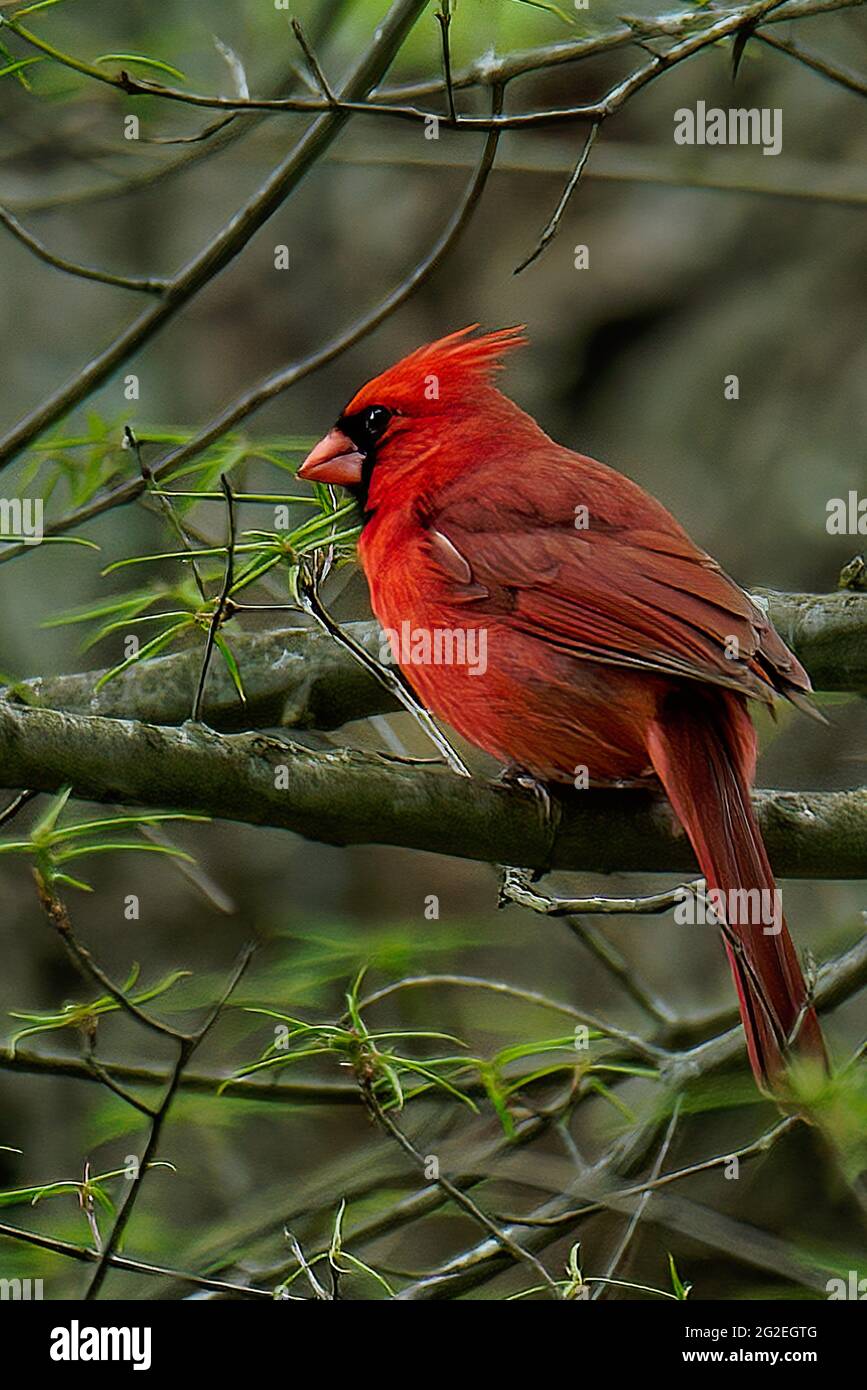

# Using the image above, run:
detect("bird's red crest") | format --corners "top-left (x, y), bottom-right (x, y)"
top-left (343, 325), bottom-right (527, 416)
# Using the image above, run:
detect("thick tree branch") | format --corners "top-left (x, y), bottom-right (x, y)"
top-left (756, 588), bottom-right (867, 694)
top-left (8, 590), bottom-right (866, 735)
top-left (0, 701), bottom-right (863, 876)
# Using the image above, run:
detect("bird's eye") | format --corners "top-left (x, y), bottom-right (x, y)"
top-left (362, 405), bottom-right (391, 441)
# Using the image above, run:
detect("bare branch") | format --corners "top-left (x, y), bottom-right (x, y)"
top-left (513, 122), bottom-right (600, 275)
top-left (500, 865), bottom-right (702, 916)
top-left (83, 942), bottom-right (255, 1299)
top-left (362, 1077), bottom-right (563, 1298)
top-left (0, 701), bottom-right (864, 879)
top-left (0, 90), bottom-right (503, 556)
top-left (0, 205), bottom-right (169, 293)
top-left (0, 1218), bottom-right (274, 1298)
top-left (757, 29), bottom-right (867, 94)
top-left (290, 18), bottom-right (336, 104)
top-left (8, 592), bottom-right (866, 734)
top-left (0, 1048), bottom-right (363, 1106)
top-left (192, 474), bottom-right (239, 721)
top-left (0, 0), bottom-right (432, 469)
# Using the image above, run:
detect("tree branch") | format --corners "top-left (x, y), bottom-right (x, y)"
top-left (0, 204), bottom-right (169, 293)
top-left (7, 0), bottom-right (859, 124)
top-left (0, 91), bottom-right (503, 561)
top-left (0, 701), bottom-right (864, 876)
top-left (0, 1048), bottom-right (363, 1105)
top-left (379, 0), bottom-right (862, 101)
top-left (8, 591), bottom-right (865, 736)
top-left (0, 0), bottom-right (431, 468)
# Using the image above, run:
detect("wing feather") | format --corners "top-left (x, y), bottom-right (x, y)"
top-left (423, 452), bottom-right (812, 708)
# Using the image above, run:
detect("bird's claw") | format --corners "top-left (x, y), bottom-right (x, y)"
top-left (497, 765), bottom-right (561, 866)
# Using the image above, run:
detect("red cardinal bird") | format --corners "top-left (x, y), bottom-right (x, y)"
top-left (299, 326), bottom-right (827, 1092)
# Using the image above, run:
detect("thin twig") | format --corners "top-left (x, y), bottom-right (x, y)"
top-left (0, 1218), bottom-right (274, 1298)
top-left (356, 973), bottom-right (667, 1065)
top-left (435, 4), bottom-right (457, 123)
top-left (284, 1228), bottom-right (331, 1299)
top-left (192, 474), bottom-right (239, 721)
top-left (83, 1035), bottom-right (157, 1119)
top-left (127, 425), bottom-right (208, 604)
top-left (83, 942), bottom-right (256, 1299)
top-left (0, 82), bottom-right (504, 561)
top-left (362, 1079), bottom-right (562, 1299)
top-left (0, 204), bottom-right (169, 293)
top-left (757, 29), bottom-right (867, 94)
top-left (290, 18), bottom-right (336, 103)
top-left (513, 122), bottom-right (600, 274)
top-left (297, 553), bottom-right (471, 778)
top-left (589, 1096), bottom-right (681, 1299)
top-left (560, 917), bottom-right (677, 1027)
top-left (0, 789), bottom-right (37, 829)
top-left (33, 872), bottom-right (188, 1042)
top-left (499, 865), bottom-right (703, 917)
top-left (502, 1116), bottom-right (799, 1227)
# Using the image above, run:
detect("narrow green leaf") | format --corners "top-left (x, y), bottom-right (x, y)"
top-left (94, 53), bottom-right (187, 82)
top-left (94, 619), bottom-right (191, 689)
top-left (0, 56), bottom-right (45, 81)
top-left (214, 634), bottom-right (246, 704)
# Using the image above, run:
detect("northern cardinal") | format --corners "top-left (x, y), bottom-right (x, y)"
top-left (299, 326), bottom-right (827, 1091)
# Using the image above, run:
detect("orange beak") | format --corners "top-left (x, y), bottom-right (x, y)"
top-left (298, 428), bottom-right (364, 487)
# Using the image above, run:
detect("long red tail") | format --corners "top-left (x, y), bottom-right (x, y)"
top-left (646, 688), bottom-right (827, 1091)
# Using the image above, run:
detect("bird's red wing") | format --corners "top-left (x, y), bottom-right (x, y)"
top-left (427, 463), bottom-right (809, 706)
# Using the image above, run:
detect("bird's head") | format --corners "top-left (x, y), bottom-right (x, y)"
top-left (298, 325), bottom-right (527, 507)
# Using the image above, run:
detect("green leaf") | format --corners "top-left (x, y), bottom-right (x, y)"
top-left (509, 0), bottom-right (574, 23)
top-left (214, 634), bottom-right (246, 704)
top-left (54, 841), bottom-right (196, 865)
top-left (94, 53), bottom-right (187, 82)
top-left (668, 1253), bottom-right (692, 1300)
top-left (94, 618), bottom-right (192, 689)
top-left (9, 0), bottom-right (71, 16)
top-left (30, 786), bottom-right (73, 840)
top-left (0, 56), bottom-right (45, 82)
top-left (50, 812), bottom-right (208, 842)
top-left (40, 590), bottom-right (159, 630)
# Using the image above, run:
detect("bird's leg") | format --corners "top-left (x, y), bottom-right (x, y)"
top-left (497, 765), bottom-right (557, 847)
